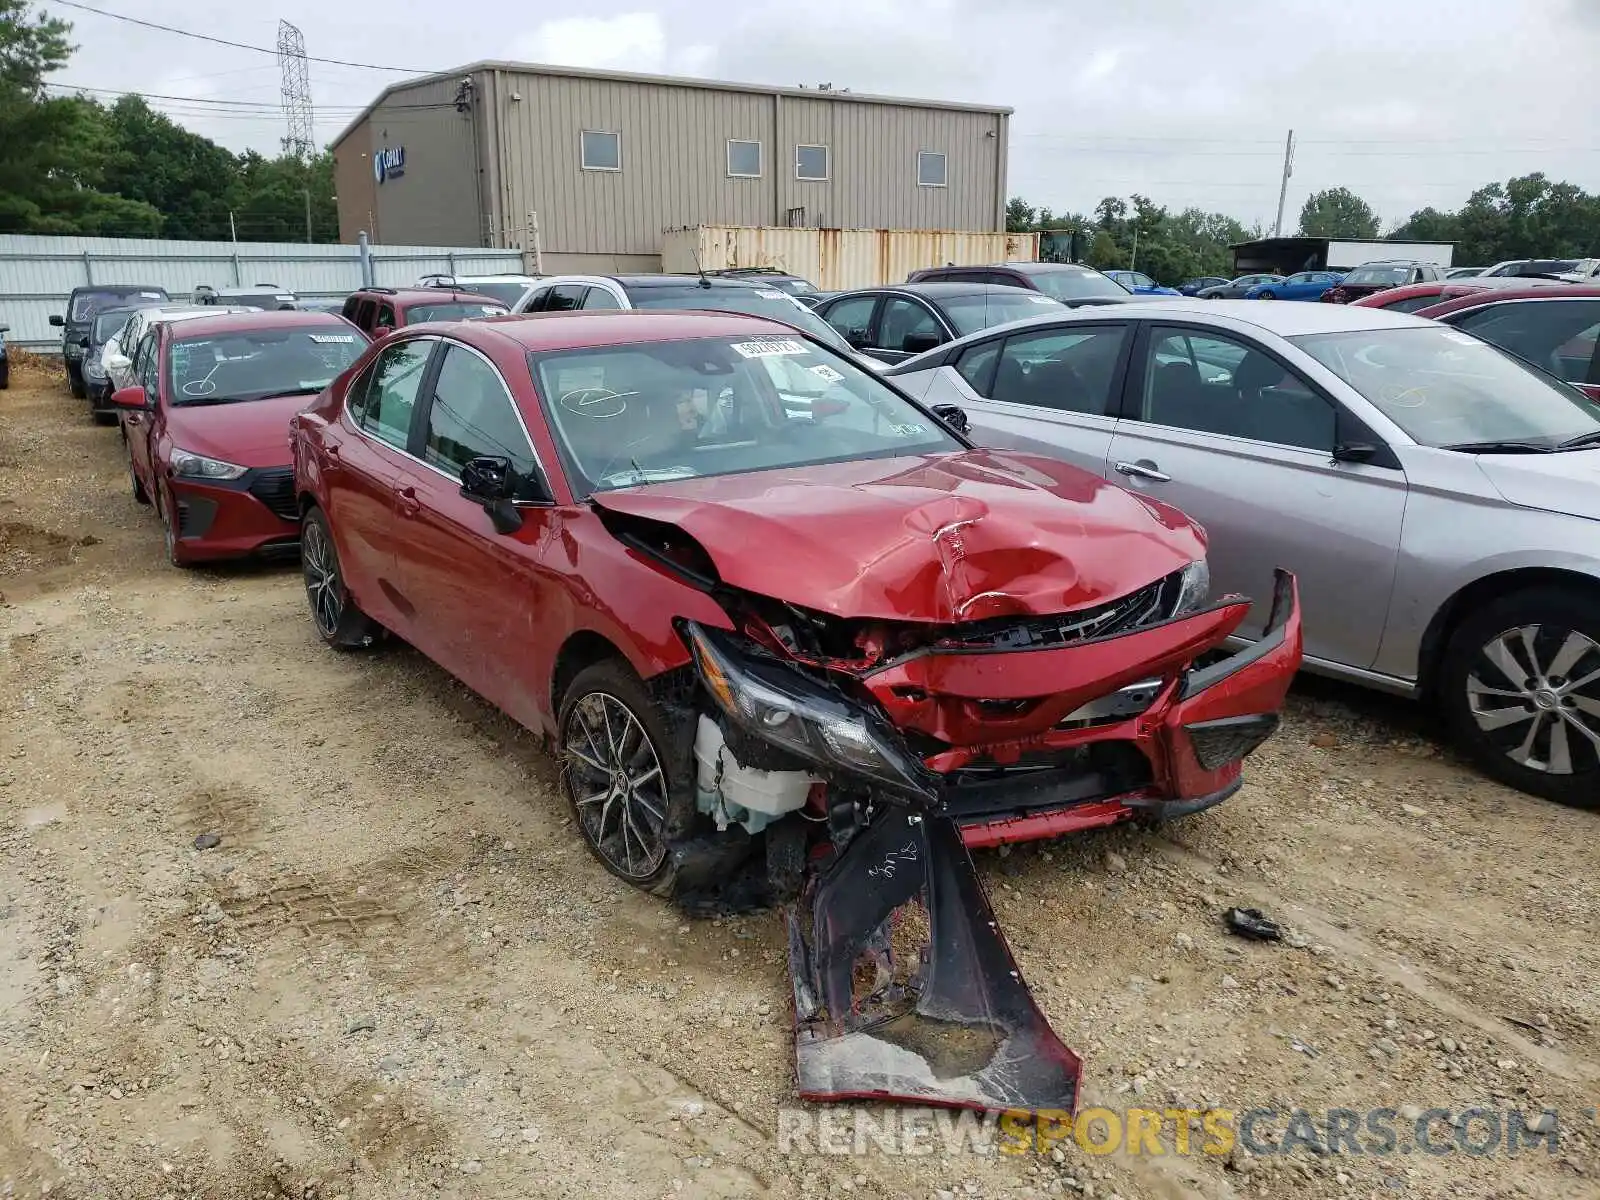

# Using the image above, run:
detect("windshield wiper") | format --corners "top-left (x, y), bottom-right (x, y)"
top-left (1555, 430), bottom-right (1600, 451)
top-left (175, 395), bottom-right (244, 407)
top-left (1442, 440), bottom-right (1555, 454)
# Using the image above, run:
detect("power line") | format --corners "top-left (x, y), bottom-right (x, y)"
top-left (49, 0), bottom-right (430, 72)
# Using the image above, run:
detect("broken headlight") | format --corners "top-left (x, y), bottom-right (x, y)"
top-left (1172, 558), bottom-right (1210, 616)
top-left (682, 621), bottom-right (934, 800)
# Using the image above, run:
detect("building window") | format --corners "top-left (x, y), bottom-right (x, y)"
top-left (796, 144), bottom-right (829, 181)
top-left (580, 130), bottom-right (621, 171)
top-left (917, 150), bottom-right (947, 188)
top-left (727, 139), bottom-right (762, 178)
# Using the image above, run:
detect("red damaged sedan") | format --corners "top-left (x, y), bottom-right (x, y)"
top-left (115, 310), bottom-right (368, 565)
top-left (290, 310), bottom-right (1301, 1114)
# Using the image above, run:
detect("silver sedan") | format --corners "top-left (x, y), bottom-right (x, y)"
top-left (886, 299), bottom-right (1600, 806)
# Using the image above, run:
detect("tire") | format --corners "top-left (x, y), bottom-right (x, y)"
top-left (126, 440), bottom-right (149, 505)
top-left (0, 360), bottom-right (9, 390)
top-left (300, 506), bottom-right (379, 649)
top-left (156, 484), bottom-right (191, 569)
top-left (1439, 586), bottom-right (1600, 808)
top-left (1257, 290), bottom-right (1277, 300)
top-left (557, 659), bottom-right (696, 898)
top-left (67, 364), bottom-right (85, 399)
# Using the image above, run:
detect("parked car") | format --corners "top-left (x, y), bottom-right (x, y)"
top-left (415, 273), bottom-right (546, 309)
top-left (82, 303), bottom-right (167, 421)
top-left (1349, 281), bottom-right (1490, 314)
top-left (1105, 270), bottom-right (1181, 297)
top-left (907, 262), bottom-right (1134, 306)
top-left (1178, 276), bottom-right (1231, 296)
top-left (49, 284), bottom-right (170, 398)
top-left (791, 290), bottom-right (839, 310)
top-left (507, 273), bottom-right (858, 355)
top-left (194, 284), bottom-right (299, 310)
top-left (103, 305), bottom-right (260, 396)
top-left (1445, 266), bottom-right (1487, 279)
top-left (883, 298), bottom-right (1600, 805)
top-left (112, 310), bottom-right (370, 566)
top-left (811, 283), bottom-right (1065, 365)
top-left (0, 323), bottom-right (8, 390)
top-left (340, 287), bottom-right (507, 339)
top-left (1243, 271), bottom-right (1344, 301)
top-left (1320, 261), bottom-right (1446, 303)
top-left (704, 267), bottom-right (819, 297)
top-left (1416, 284), bottom-right (1600, 400)
top-left (1479, 259), bottom-right (1598, 281)
top-left (1195, 274), bottom-right (1284, 299)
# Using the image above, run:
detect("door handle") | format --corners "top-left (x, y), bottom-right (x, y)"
top-left (1115, 459), bottom-right (1171, 483)
top-left (395, 484), bottom-right (421, 517)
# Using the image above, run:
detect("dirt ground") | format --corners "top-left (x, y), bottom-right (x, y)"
top-left (2, 359), bottom-right (1597, 1200)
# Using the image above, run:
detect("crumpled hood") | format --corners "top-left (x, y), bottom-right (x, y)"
top-left (592, 450), bottom-right (1205, 623)
top-left (165, 394), bottom-right (310, 469)
top-left (1477, 447), bottom-right (1600, 522)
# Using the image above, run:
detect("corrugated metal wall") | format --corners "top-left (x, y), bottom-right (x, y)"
top-left (0, 234), bottom-right (523, 349)
top-left (661, 226), bottom-right (1039, 290)
top-left (367, 77), bottom-right (487, 247)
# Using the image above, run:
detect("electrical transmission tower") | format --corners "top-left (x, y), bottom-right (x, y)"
top-left (277, 20), bottom-right (315, 160)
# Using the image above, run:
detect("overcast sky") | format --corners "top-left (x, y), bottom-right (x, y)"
top-left (45, 0), bottom-right (1600, 231)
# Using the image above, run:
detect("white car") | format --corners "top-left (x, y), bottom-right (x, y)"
top-left (414, 273), bottom-right (546, 309)
top-left (103, 306), bottom-right (259, 393)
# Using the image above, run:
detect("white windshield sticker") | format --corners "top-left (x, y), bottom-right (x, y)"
top-left (730, 338), bottom-right (807, 358)
top-left (808, 364), bottom-right (845, 383)
top-left (891, 422), bottom-right (929, 436)
top-left (309, 333), bottom-right (355, 344)
top-left (755, 289), bottom-right (786, 300)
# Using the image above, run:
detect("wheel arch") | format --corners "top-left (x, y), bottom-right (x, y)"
top-left (1417, 567), bottom-right (1600, 700)
top-left (551, 629), bottom-right (632, 715)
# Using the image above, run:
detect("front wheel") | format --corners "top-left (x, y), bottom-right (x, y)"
top-left (1257, 290), bottom-right (1277, 300)
top-left (0, 359), bottom-right (9, 390)
top-left (1439, 587), bottom-right (1600, 807)
top-left (301, 506), bottom-right (379, 649)
top-left (67, 364), bottom-right (85, 399)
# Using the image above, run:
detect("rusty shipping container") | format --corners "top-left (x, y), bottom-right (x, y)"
top-left (661, 225), bottom-right (1039, 290)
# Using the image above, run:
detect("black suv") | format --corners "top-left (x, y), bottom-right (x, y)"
top-left (906, 262), bottom-right (1133, 307)
top-left (50, 284), bottom-right (170, 397)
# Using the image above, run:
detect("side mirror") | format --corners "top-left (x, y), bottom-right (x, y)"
top-left (930, 403), bottom-right (969, 436)
top-left (901, 332), bottom-right (942, 356)
top-left (1332, 441), bottom-right (1377, 464)
top-left (111, 386), bottom-right (149, 411)
top-left (49, 315), bottom-right (64, 327)
top-left (460, 455), bottom-right (525, 534)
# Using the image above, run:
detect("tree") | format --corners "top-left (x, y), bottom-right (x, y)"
top-left (1389, 173), bottom-right (1600, 265)
top-left (1005, 197), bottom-right (1036, 233)
top-left (1297, 187), bottom-right (1380, 239)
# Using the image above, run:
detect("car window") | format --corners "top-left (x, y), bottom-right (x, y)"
top-left (1132, 274), bottom-right (1156, 289)
top-left (1028, 268), bottom-right (1136, 303)
top-left (819, 294), bottom-right (878, 342)
top-left (520, 286), bottom-right (552, 313)
top-left (137, 334), bottom-right (159, 393)
top-left (1141, 328), bottom-right (1336, 451)
top-left (341, 296), bottom-right (362, 321)
top-left (1450, 300), bottom-right (1600, 386)
top-left (353, 300), bottom-right (376, 331)
top-left (581, 287), bottom-right (622, 310)
top-left (532, 335), bottom-right (961, 494)
top-left (987, 326), bottom-right (1128, 415)
top-left (423, 345), bottom-right (541, 491)
top-left (545, 285), bottom-right (587, 312)
top-left (405, 300), bottom-right (508, 323)
top-left (955, 340), bottom-right (1002, 395)
top-left (941, 291), bottom-right (1063, 335)
top-left (1379, 293), bottom-right (1446, 314)
top-left (878, 297), bottom-right (942, 353)
top-left (359, 339), bottom-right (433, 449)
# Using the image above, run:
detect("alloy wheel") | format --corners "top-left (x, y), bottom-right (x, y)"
top-left (1467, 623), bottom-right (1600, 775)
top-left (562, 692), bottom-right (669, 880)
top-left (301, 519), bottom-right (343, 638)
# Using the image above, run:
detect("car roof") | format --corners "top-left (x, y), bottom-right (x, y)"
top-left (210, 285), bottom-right (296, 295)
top-left (422, 308), bottom-right (808, 352)
top-left (1416, 284), bottom-right (1600, 318)
top-left (159, 309), bottom-right (358, 340)
top-left (831, 282), bottom-right (1043, 300)
top-left (357, 288), bottom-right (507, 305)
top-left (426, 273), bottom-right (542, 283)
top-left (608, 274), bottom-right (779, 288)
top-left (73, 283), bottom-right (169, 294)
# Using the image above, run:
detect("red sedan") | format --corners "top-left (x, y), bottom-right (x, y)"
top-left (1350, 280), bottom-right (1494, 313)
top-left (1417, 284), bottom-right (1600, 400)
top-left (114, 310), bottom-right (369, 565)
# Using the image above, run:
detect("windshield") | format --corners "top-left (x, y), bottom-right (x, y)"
top-left (93, 310), bottom-right (136, 342)
top-left (1026, 268), bottom-right (1130, 303)
top-left (1291, 326), bottom-right (1600, 448)
top-left (168, 326), bottom-right (367, 406)
top-left (625, 284), bottom-right (853, 353)
top-left (532, 334), bottom-right (961, 494)
top-left (70, 288), bottom-right (168, 321)
top-left (457, 281), bottom-right (531, 306)
top-left (943, 291), bottom-right (1065, 335)
top-left (406, 300), bottom-right (509, 322)
top-left (1344, 266), bottom-right (1410, 287)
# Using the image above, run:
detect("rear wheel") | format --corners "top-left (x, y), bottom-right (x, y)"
top-left (558, 659), bottom-right (694, 898)
top-left (1257, 290), bottom-right (1277, 300)
top-left (126, 444), bottom-right (148, 504)
top-left (67, 364), bottom-right (85, 399)
top-left (1439, 587), bottom-right (1600, 807)
top-left (301, 506), bottom-right (378, 649)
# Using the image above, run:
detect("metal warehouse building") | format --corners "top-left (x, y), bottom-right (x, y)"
top-left (331, 62), bottom-right (1011, 273)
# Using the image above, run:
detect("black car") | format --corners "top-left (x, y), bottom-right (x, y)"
top-left (812, 283), bottom-right (1067, 366)
top-left (81, 303), bottom-right (163, 422)
top-left (49, 284), bottom-right (170, 398)
top-left (905, 261), bottom-right (1133, 307)
top-left (1178, 275), bottom-right (1231, 296)
top-left (791, 290), bottom-right (839, 309)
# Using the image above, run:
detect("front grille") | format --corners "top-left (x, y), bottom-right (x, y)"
top-left (939, 741), bottom-right (1153, 819)
top-left (1185, 714), bottom-right (1281, 771)
top-left (249, 468), bottom-right (298, 522)
top-left (939, 571), bottom-right (1178, 652)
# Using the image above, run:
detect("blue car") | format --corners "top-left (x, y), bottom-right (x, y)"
top-left (1106, 270), bottom-right (1182, 297)
top-left (1242, 270), bottom-right (1344, 301)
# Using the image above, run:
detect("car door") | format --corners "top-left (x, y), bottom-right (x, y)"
top-left (110, 313), bottom-right (144, 390)
top-left (816, 293), bottom-right (882, 353)
top-left (925, 321), bottom-right (1132, 477)
top-left (326, 337), bottom-right (437, 629)
top-left (124, 332), bottom-right (161, 491)
top-left (1103, 322), bottom-right (1407, 668)
top-left (392, 340), bottom-right (556, 727)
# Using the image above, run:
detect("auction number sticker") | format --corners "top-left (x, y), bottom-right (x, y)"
top-left (808, 364), bottom-right (845, 383)
top-left (730, 338), bottom-right (807, 358)
top-left (309, 333), bottom-right (356, 344)
top-left (891, 422), bottom-right (929, 436)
